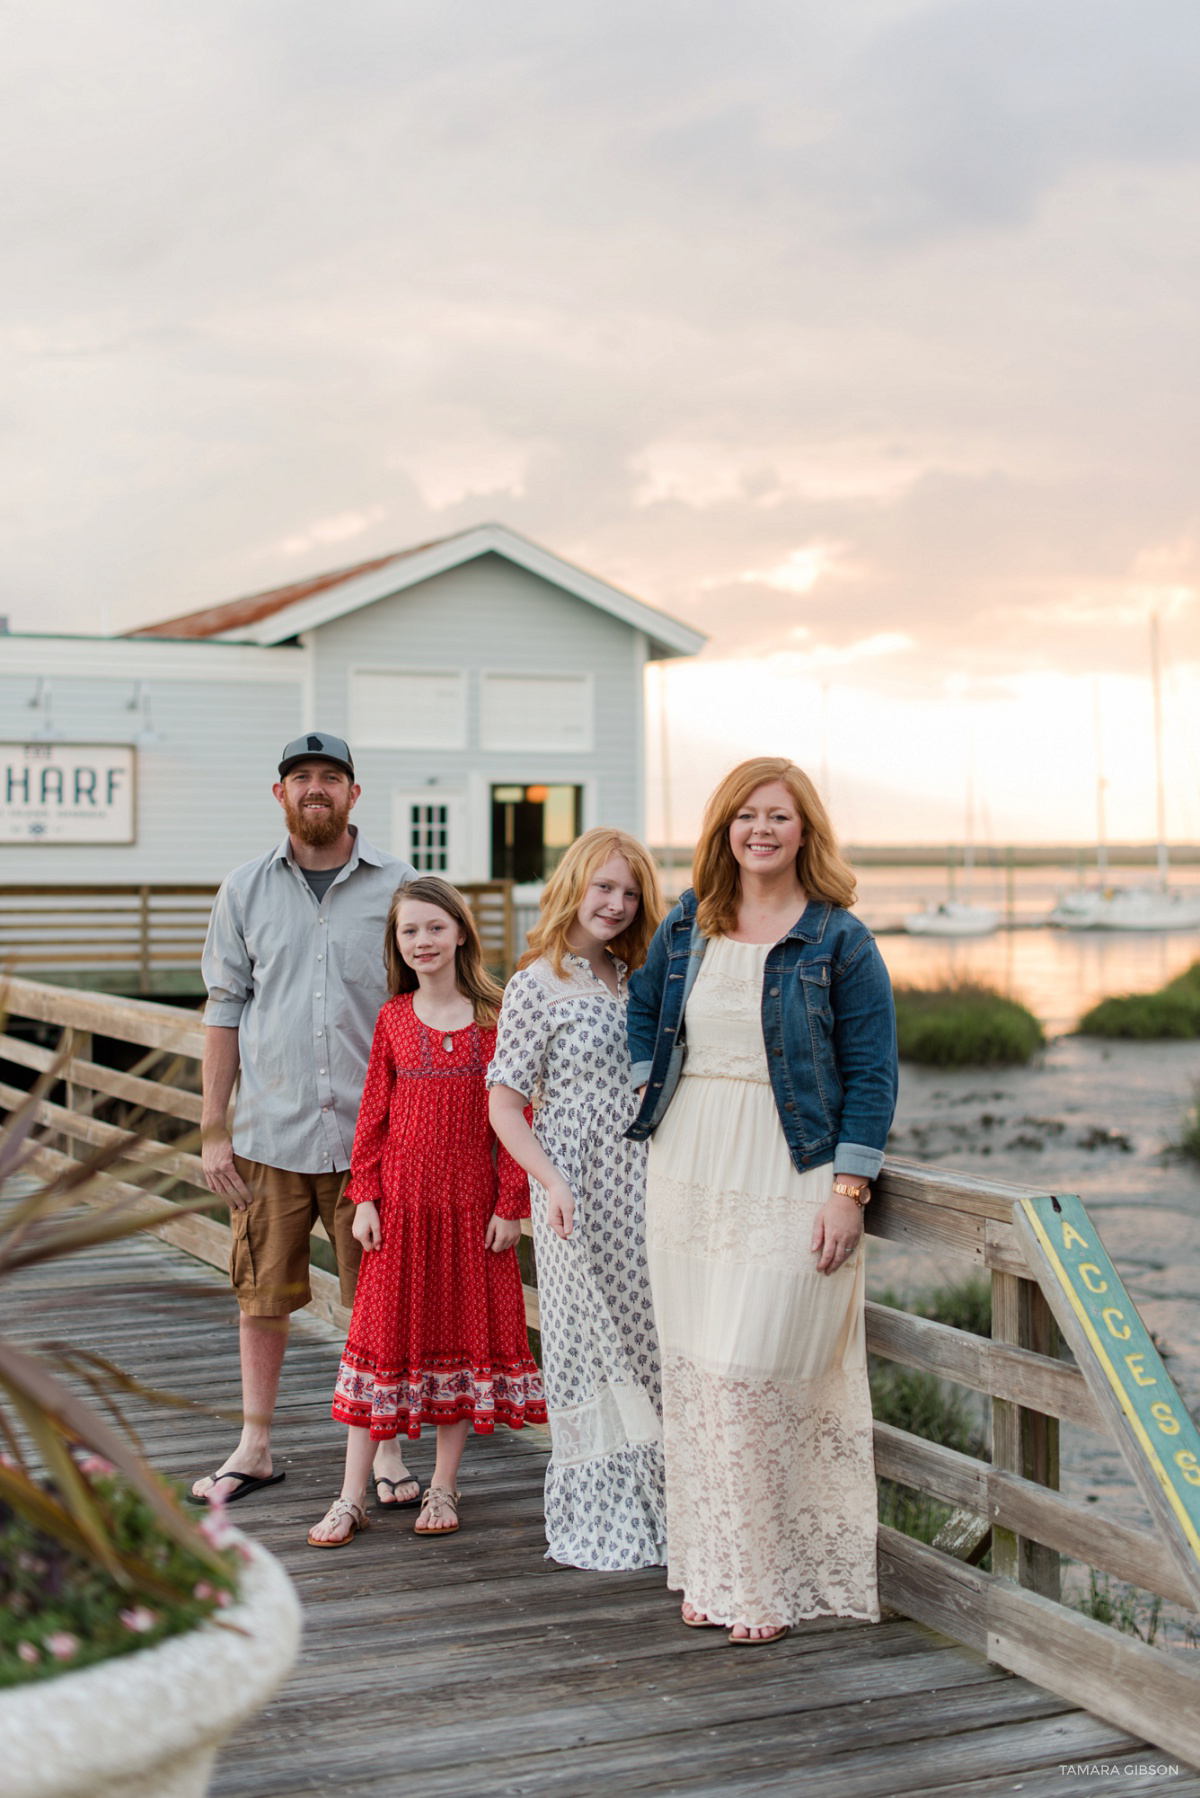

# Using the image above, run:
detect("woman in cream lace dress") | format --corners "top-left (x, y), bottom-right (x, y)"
top-left (626, 757), bottom-right (897, 1644)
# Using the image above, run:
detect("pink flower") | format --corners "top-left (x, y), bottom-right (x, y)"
top-left (213, 1589), bottom-right (232, 1608)
top-left (17, 1642), bottom-right (40, 1665)
top-left (76, 1454), bottom-right (114, 1477)
top-left (44, 1633), bottom-right (79, 1661)
top-left (198, 1506), bottom-right (237, 1551)
top-left (193, 1581), bottom-right (214, 1601)
top-left (118, 1606), bottom-right (159, 1634)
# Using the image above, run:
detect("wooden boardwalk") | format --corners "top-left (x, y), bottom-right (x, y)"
top-left (10, 1233), bottom-right (1199, 1798)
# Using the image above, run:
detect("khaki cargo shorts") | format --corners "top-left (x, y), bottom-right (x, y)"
top-left (229, 1156), bottom-right (362, 1317)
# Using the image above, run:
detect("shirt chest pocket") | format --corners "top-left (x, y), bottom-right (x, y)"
top-left (339, 927), bottom-right (385, 987)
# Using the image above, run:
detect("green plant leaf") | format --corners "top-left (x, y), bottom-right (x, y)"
top-left (0, 1337), bottom-right (226, 1575)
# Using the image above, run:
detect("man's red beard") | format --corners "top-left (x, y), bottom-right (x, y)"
top-left (284, 793), bottom-right (352, 848)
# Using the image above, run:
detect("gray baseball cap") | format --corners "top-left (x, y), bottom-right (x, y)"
top-left (278, 732), bottom-right (355, 779)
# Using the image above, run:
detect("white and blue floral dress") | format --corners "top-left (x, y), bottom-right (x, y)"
top-left (487, 953), bottom-right (667, 1571)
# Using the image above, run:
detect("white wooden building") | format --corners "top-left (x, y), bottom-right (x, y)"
top-left (0, 525), bottom-right (704, 886)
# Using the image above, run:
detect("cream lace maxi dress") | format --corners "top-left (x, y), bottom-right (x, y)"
top-left (645, 935), bottom-right (880, 1627)
top-left (487, 953), bottom-right (668, 1571)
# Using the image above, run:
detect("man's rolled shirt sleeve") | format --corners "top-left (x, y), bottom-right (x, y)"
top-left (202, 882), bottom-right (253, 1027)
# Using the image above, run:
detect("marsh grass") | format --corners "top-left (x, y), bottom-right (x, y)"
top-left (1072, 1570), bottom-right (1163, 1645)
top-left (1078, 959), bottom-right (1200, 1040)
top-left (874, 1273), bottom-right (992, 1339)
top-left (892, 981), bottom-right (1044, 1069)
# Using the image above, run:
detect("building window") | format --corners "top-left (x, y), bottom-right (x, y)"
top-left (349, 669), bottom-right (467, 750)
top-left (409, 802), bottom-right (449, 872)
top-left (392, 789), bottom-right (464, 880)
top-left (491, 784), bottom-right (583, 883)
top-left (480, 673), bottom-right (592, 753)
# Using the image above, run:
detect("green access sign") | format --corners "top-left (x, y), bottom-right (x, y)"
top-left (1016, 1193), bottom-right (1200, 1586)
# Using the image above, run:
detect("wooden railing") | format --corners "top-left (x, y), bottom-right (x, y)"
top-left (2, 973), bottom-right (1198, 1766)
top-left (0, 879), bottom-right (521, 986)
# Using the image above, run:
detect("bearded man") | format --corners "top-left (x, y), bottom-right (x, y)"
top-left (191, 734), bottom-right (416, 1507)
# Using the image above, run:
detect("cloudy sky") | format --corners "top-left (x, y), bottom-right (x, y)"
top-left (5, 1), bottom-right (1200, 842)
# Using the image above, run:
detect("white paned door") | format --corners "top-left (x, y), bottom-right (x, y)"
top-left (392, 789), bottom-right (468, 882)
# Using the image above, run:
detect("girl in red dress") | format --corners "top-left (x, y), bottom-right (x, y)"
top-left (307, 876), bottom-right (545, 1548)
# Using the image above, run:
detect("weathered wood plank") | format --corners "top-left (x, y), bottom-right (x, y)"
top-left (867, 1188), bottom-right (986, 1263)
top-left (0, 1082), bottom-right (208, 1188)
top-left (1, 974), bottom-right (206, 1056)
top-left (990, 1269), bottom-right (1022, 1581)
top-left (21, 1142), bottom-right (233, 1271)
top-left (873, 1422), bottom-right (1195, 1606)
top-left (0, 1031), bottom-right (203, 1124)
top-left (877, 1157), bottom-right (1045, 1221)
top-left (879, 1530), bottom-right (1200, 1770)
top-left (877, 1526), bottom-right (990, 1655)
top-left (864, 1301), bottom-right (1104, 1431)
top-left (988, 1579), bottom-right (1200, 1771)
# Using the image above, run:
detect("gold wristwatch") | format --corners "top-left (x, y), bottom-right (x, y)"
top-left (832, 1179), bottom-right (870, 1207)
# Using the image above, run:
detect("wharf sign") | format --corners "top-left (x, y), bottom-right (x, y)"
top-left (1015, 1192), bottom-right (1200, 1600)
top-left (1, 743), bottom-right (136, 844)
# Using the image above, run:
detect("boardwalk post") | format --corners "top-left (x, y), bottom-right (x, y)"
top-left (1019, 1280), bottom-right (1061, 1597)
top-left (63, 1028), bottom-right (93, 1164)
top-left (990, 1270), bottom-right (1022, 1581)
top-left (990, 1265), bottom-right (1061, 1596)
top-left (138, 885), bottom-right (151, 994)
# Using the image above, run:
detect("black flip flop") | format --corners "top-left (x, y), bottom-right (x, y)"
top-left (185, 1469), bottom-right (286, 1506)
top-left (374, 1474), bottom-right (421, 1510)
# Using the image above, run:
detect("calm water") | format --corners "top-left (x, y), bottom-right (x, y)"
top-left (860, 865), bottom-right (1200, 1034)
top-left (657, 862), bottom-right (1200, 1035)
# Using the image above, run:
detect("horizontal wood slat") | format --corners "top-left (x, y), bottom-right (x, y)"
top-left (0, 881), bottom-right (519, 981)
top-left (0, 974), bottom-right (206, 1056)
top-left (865, 1302), bottom-right (1104, 1432)
top-left (21, 1142), bottom-right (232, 1271)
top-left (874, 1421), bottom-right (1193, 1606)
top-left (0, 1081), bottom-right (207, 1191)
top-left (0, 1032), bottom-right (203, 1125)
top-left (878, 1529), bottom-right (1200, 1767)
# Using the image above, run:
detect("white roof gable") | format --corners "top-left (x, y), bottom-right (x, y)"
top-left (211, 523), bottom-right (706, 659)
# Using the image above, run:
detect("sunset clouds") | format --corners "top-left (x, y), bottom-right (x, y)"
top-left (3, 1), bottom-right (1199, 837)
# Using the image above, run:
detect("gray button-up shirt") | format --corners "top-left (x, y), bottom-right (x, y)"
top-left (202, 829), bottom-right (414, 1174)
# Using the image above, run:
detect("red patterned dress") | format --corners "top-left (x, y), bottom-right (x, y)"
top-left (332, 995), bottom-right (546, 1438)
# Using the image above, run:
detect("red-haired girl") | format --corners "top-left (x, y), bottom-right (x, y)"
top-left (488, 827), bottom-right (668, 1571)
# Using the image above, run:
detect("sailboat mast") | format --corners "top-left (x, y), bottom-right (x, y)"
top-left (963, 755), bottom-right (975, 898)
top-left (1150, 613), bottom-right (1168, 891)
top-left (1092, 676), bottom-right (1107, 881)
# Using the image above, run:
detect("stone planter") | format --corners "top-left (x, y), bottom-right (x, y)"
top-left (0, 1535), bottom-right (302, 1798)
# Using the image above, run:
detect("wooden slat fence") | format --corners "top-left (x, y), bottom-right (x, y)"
top-left (0, 880), bottom-right (521, 987)
top-left (2, 973), bottom-right (1198, 1767)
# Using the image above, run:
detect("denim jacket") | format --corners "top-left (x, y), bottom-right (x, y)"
top-left (625, 889), bottom-right (898, 1180)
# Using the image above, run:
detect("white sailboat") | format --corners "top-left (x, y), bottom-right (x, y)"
top-left (906, 763), bottom-right (1000, 937)
top-left (904, 897), bottom-right (1001, 937)
top-left (1050, 618), bottom-right (1200, 932)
